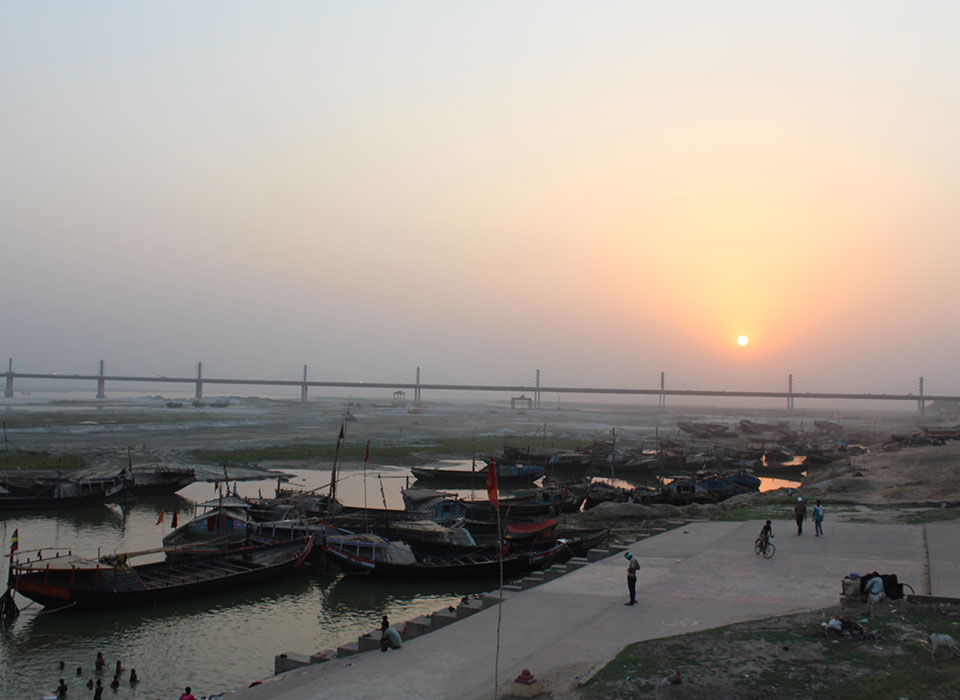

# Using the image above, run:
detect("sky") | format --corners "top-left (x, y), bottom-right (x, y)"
top-left (1, 1), bottom-right (959, 399)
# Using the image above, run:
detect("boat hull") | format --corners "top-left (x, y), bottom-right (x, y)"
top-left (10, 537), bottom-right (313, 610)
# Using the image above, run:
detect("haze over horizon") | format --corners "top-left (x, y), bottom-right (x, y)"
top-left (2, 2), bottom-right (958, 397)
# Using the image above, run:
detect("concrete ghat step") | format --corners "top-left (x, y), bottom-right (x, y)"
top-left (357, 631), bottom-right (383, 652)
top-left (429, 608), bottom-right (459, 629)
top-left (587, 548), bottom-right (612, 562)
top-left (310, 650), bottom-right (334, 664)
top-left (565, 557), bottom-right (590, 570)
top-left (456, 599), bottom-right (484, 618)
top-left (335, 642), bottom-right (360, 658)
top-left (274, 652), bottom-right (311, 674)
top-left (404, 615), bottom-right (433, 639)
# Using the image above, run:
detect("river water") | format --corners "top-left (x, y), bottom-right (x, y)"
top-left (0, 461), bottom-right (797, 700)
top-left (0, 466), bottom-right (492, 700)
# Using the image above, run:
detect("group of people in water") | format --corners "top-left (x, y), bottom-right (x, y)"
top-left (53, 653), bottom-right (138, 699)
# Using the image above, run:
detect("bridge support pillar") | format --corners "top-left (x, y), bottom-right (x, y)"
top-left (195, 362), bottom-right (203, 400)
top-left (787, 374), bottom-right (794, 411)
top-left (535, 369), bottom-right (541, 409)
top-left (414, 366), bottom-right (421, 404)
top-left (919, 377), bottom-right (924, 416)
top-left (659, 371), bottom-right (665, 408)
top-left (96, 360), bottom-right (106, 399)
top-left (4, 358), bottom-right (12, 398)
top-left (301, 365), bottom-right (308, 402)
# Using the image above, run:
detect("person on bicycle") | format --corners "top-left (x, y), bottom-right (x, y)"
top-left (758, 520), bottom-right (774, 548)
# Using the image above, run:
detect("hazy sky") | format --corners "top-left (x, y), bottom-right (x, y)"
top-left (2, 2), bottom-right (958, 396)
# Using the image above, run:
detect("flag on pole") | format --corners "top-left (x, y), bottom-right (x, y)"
top-left (10, 529), bottom-right (18, 555)
top-left (364, 439), bottom-right (370, 463)
top-left (486, 459), bottom-right (499, 509)
top-left (156, 511), bottom-right (164, 526)
top-left (338, 424), bottom-right (345, 441)
top-left (171, 510), bottom-right (178, 529)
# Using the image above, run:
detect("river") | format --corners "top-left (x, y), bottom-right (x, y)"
top-left (0, 466), bottom-right (491, 700)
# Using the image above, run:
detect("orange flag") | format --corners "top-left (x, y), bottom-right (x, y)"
top-left (486, 459), bottom-right (499, 509)
top-left (171, 510), bottom-right (179, 528)
top-left (156, 511), bottom-right (164, 526)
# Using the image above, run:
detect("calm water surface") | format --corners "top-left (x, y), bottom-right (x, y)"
top-left (0, 466), bottom-right (490, 700)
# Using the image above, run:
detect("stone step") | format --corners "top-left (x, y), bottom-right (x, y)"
top-left (357, 631), bottom-right (383, 652)
top-left (566, 557), bottom-right (590, 570)
top-left (456, 599), bottom-right (484, 618)
top-left (310, 650), bottom-right (334, 664)
top-left (587, 548), bottom-right (612, 562)
top-left (336, 642), bottom-right (360, 658)
top-left (274, 652), bottom-right (311, 674)
top-left (429, 608), bottom-right (458, 629)
top-left (404, 615), bottom-right (433, 639)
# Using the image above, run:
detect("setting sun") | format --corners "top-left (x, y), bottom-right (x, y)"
top-left (737, 335), bottom-right (749, 347)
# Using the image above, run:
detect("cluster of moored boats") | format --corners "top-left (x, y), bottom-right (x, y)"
top-left (0, 466), bottom-right (197, 510)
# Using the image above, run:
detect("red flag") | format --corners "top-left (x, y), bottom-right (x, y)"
top-left (171, 511), bottom-right (178, 529)
top-left (338, 424), bottom-right (345, 440)
top-left (156, 511), bottom-right (164, 526)
top-left (10, 528), bottom-right (18, 555)
top-left (486, 459), bottom-right (499, 509)
top-left (364, 439), bottom-right (370, 463)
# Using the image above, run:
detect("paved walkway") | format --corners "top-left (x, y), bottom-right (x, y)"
top-left (231, 519), bottom-right (954, 700)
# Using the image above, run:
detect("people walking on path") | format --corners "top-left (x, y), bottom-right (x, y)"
top-left (624, 552), bottom-right (639, 605)
top-left (813, 500), bottom-right (825, 536)
top-left (794, 497), bottom-right (807, 535)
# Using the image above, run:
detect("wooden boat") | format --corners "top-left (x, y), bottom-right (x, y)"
top-left (0, 475), bottom-right (124, 510)
top-left (8, 536), bottom-right (313, 610)
top-left (411, 462), bottom-right (545, 485)
top-left (162, 496), bottom-right (253, 557)
top-left (324, 536), bottom-right (565, 579)
top-left (121, 466), bottom-right (196, 496)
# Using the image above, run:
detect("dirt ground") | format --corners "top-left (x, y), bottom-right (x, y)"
top-left (573, 599), bottom-right (960, 700)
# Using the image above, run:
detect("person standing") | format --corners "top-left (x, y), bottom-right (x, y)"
top-left (793, 497), bottom-right (807, 535)
top-left (92, 680), bottom-right (103, 700)
top-left (813, 500), bottom-right (825, 536)
top-left (624, 552), bottom-right (640, 606)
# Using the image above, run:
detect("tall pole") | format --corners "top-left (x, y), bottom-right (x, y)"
top-left (4, 358), bottom-right (13, 398)
top-left (301, 364), bottom-right (309, 402)
top-left (535, 369), bottom-right (540, 409)
top-left (96, 360), bottom-right (106, 399)
top-left (195, 362), bottom-right (203, 400)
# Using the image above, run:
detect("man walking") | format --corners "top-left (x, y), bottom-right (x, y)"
top-left (794, 497), bottom-right (807, 535)
top-left (624, 552), bottom-right (639, 605)
top-left (813, 500), bottom-right (824, 536)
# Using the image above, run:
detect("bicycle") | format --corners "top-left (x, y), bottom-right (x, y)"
top-left (754, 535), bottom-right (776, 559)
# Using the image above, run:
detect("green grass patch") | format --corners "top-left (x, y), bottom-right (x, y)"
top-left (0, 453), bottom-right (87, 471)
top-left (900, 508), bottom-right (960, 524)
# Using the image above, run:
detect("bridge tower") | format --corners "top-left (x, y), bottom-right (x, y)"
top-left (414, 366), bottom-right (421, 404)
top-left (4, 358), bottom-right (12, 398)
top-left (96, 360), bottom-right (106, 399)
top-left (301, 365), bottom-right (309, 402)
top-left (535, 369), bottom-right (541, 409)
top-left (659, 371), bottom-right (665, 408)
top-left (787, 374), bottom-right (794, 411)
top-left (919, 376), bottom-right (925, 415)
top-left (195, 362), bottom-right (203, 400)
